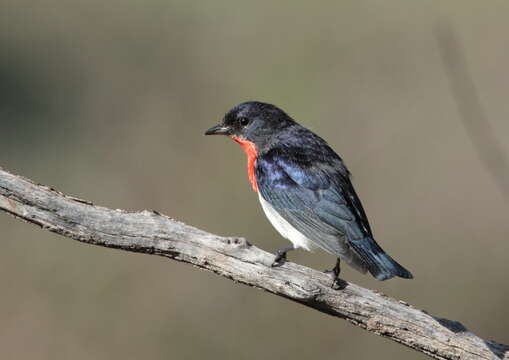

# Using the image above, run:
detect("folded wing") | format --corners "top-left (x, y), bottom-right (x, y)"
top-left (256, 145), bottom-right (412, 280)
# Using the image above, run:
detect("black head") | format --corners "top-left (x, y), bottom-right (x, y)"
top-left (205, 101), bottom-right (295, 146)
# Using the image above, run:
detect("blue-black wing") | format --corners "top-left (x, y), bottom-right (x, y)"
top-left (256, 141), bottom-right (412, 280)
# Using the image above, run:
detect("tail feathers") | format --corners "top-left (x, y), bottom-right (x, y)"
top-left (349, 237), bottom-right (413, 281)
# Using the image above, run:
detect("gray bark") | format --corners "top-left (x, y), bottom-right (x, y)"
top-left (0, 167), bottom-right (507, 360)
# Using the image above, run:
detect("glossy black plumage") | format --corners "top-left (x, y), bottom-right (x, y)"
top-left (206, 101), bottom-right (413, 281)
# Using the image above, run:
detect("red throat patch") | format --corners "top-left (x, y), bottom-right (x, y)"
top-left (231, 136), bottom-right (258, 192)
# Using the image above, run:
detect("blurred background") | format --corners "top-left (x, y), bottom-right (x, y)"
top-left (1, 1), bottom-right (508, 359)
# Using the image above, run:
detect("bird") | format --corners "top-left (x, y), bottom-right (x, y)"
top-left (205, 101), bottom-right (413, 286)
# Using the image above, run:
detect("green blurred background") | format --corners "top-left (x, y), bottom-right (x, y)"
top-left (1, 1), bottom-right (508, 359)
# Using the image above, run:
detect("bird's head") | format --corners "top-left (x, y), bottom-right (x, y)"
top-left (205, 101), bottom-right (295, 148)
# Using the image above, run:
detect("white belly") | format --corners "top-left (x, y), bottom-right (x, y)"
top-left (258, 193), bottom-right (315, 251)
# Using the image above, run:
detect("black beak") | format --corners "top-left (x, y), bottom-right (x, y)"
top-left (205, 124), bottom-right (231, 136)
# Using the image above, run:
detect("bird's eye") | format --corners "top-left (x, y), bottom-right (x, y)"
top-left (239, 117), bottom-right (250, 127)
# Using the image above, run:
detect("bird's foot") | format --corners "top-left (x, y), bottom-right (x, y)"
top-left (271, 246), bottom-right (294, 267)
top-left (324, 259), bottom-right (346, 290)
top-left (330, 277), bottom-right (347, 290)
top-left (271, 253), bottom-right (287, 267)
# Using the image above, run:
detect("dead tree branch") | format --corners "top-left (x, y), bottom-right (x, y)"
top-left (0, 167), bottom-right (507, 360)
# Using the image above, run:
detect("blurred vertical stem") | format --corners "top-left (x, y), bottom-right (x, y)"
top-left (436, 22), bottom-right (509, 203)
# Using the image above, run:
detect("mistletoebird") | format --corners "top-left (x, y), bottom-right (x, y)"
top-left (205, 101), bottom-right (413, 286)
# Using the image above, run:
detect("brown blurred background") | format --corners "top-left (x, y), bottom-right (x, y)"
top-left (1, 1), bottom-right (508, 359)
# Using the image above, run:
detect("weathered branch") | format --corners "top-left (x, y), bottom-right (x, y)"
top-left (0, 167), bottom-right (507, 360)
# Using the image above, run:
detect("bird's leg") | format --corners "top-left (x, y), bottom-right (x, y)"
top-left (271, 246), bottom-right (295, 267)
top-left (325, 258), bottom-right (346, 289)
